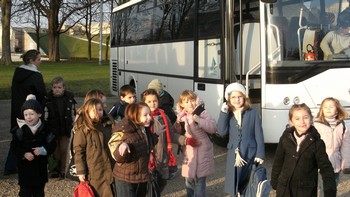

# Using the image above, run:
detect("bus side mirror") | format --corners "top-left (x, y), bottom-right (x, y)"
top-left (261, 0), bottom-right (277, 3)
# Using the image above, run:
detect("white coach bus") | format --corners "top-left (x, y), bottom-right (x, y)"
top-left (110, 0), bottom-right (350, 144)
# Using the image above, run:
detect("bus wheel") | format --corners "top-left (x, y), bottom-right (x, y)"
top-left (209, 133), bottom-right (229, 147)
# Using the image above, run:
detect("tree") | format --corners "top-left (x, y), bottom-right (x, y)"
top-left (29, 0), bottom-right (97, 62)
top-left (0, 0), bottom-right (12, 66)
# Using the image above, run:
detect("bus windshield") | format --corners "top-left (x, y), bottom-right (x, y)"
top-left (265, 0), bottom-right (350, 84)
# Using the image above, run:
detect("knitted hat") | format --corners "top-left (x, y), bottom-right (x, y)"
top-left (21, 94), bottom-right (43, 114)
top-left (148, 79), bottom-right (163, 94)
top-left (224, 83), bottom-right (246, 100)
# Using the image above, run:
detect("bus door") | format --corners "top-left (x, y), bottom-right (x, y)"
top-left (194, 1), bottom-right (223, 120)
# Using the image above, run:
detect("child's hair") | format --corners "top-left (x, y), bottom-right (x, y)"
top-left (74, 98), bottom-right (103, 134)
top-left (316, 97), bottom-right (348, 123)
top-left (84, 89), bottom-right (106, 103)
top-left (141, 89), bottom-right (159, 102)
top-left (51, 76), bottom-right (65, 87)
top-left (125, 102), bottom-right (149, 126)
top-left (177, 90), bottom-right (197, 110)
top-left (21, 49), bottom-right (40, 65)
top-left (120, 85), bottom-right (136, 97)
top-left (289, 103), bottom-right (313, 121)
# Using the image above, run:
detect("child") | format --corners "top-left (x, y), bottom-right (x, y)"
top-left (11, 94), bottom-right (56, 196)
top-left (314, 97), bottom-right (350, 196)
top-left (109, 85), bottom-right (136, 121)
top-left (174, 90), bottom-right (216, 197)
top-left (72, 98), bottom-right (114, 197)
top-left (112, 102), bottom-right (158, 197)
top-left (216, 82), bottom-right (265, 196)
top-left (271, 103), bottom-right (337, 196)
top-left (148, 79), bottom-right (177, 123)
top-left (141, 89), bottom-right (187, 195)
top-left (45, 76), bottom-right (76, 178)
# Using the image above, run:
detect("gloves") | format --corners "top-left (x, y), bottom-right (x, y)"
top-left (221, 102), bottom-right (228, 113)
top-left (185, 137), bottom-right (201, 147)
top-left (118, 143), bottom-right (130, 156)
top-left (254, 157), bottom-right (264, 165)
top-left (155, 125), bottom-right (166, 135)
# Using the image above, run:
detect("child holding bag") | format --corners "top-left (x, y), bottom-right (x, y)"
top-left (174, 90), bottom-right (216, 197)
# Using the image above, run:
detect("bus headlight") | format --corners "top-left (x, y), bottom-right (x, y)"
top-left (283, 97), bottom-right (290, 105)
top-left (293, 96), bottom-right (300, 104)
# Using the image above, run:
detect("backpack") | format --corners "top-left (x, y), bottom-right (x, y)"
top-left (108, 131), bottom-right (124, 160)
top-left (241, 164), bottom-right (271, 197)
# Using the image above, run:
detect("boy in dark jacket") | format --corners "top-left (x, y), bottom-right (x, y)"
top-left (45, 76), bottom-right (76, 178)
top-left (12, 95), bottom-right (56, 197)
top-left (108, 84), bottom-right (136, 122)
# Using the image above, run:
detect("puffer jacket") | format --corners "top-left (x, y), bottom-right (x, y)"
top-left (174, 104), bottom-right (216, 179)
top-left (314, 119), bottom-right (350, 172)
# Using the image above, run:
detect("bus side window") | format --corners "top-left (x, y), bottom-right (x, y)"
top-left (285, 16), bottom-right (307, 60)
top-left (271, 16), bottom-right (289, 60)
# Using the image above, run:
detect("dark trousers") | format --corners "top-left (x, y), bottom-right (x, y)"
top-left (19, 184), bottom-right (45, 197)
top-left (4, 146), bottom-right (17, 172)
top-left (115, 179), bottom-right (147, 197)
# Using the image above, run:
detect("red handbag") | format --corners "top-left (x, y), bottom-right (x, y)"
top-left (73, 182), bottom-right (95, 197)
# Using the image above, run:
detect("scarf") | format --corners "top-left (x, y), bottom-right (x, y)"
top-left (149, 109), bottom-right (177, 170)
top-left (325, 117), bottom-right (337, 129)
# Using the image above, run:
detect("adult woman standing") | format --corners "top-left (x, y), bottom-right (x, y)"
top-left (4, 49), bottom-right (46, 175)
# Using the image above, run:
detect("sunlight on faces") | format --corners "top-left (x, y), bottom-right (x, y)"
top-left (180, 98), bottom-right (196, 113)
top-left (139, 106), bottom-right (151, 127)
top-left (322, 100), bottom-right (337, 118)
top-left (23, 109), bottom-right (42, 126)
top-left (144, 94), bottom-right (159, 112)
top-left (289, 109), bottom-right (312, 135)
top-left (121, 93), bottom-right (136, 104)
top-left (52, 82), bottom-right (65, 97)
top-left (88, 103), bottom-right (104, 120)
top-left (228, 91), bottom-right (244, 110)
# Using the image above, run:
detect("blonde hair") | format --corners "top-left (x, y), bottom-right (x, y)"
top-left (316, 97), bottom-right (348, 123)
top-left (84, 89), bottom-right (106, 103)
top-left (176, 90), bottom-right (199, 112)
top-left (74, 98), bottom-right (103, 134)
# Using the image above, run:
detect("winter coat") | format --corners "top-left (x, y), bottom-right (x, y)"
top-left (11, 122), bottom-right (56, 186)
top-left (112, 118), bottom-right (158, 183)
top-left (314, 119), bottom-right (350, 172)
top-left (174, 108), bottom-right (216, 179)
top-left (217, 108), bottom-right (265, 195)
top-left (11, 65), bottom-right (46, 130)
top-left (45, 90), bottom-right (76, 137)
top-left (271, 126), bottom-right (336, 197)
top-left (73, 122), bottom-right (114, 197)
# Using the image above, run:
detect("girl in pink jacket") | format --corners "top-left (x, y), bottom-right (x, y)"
top-left (314, 97), bottom-right (350, 196)
top-left (174, 90), bottom-right (216, 197)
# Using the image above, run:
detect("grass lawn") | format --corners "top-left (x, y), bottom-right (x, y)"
top-left (0, 61), bottom-right (112, 100)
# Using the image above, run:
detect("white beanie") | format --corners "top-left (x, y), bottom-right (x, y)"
top-left (224, 82), bottom-right (246, 100)
top-left (148, 79), bottom-right (163, 93)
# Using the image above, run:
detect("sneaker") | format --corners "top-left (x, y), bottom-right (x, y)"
top-left (3, 169), bottom-right (17, 176)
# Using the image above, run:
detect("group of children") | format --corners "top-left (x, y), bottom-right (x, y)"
top-left (11, 76), bottom-right (350, 197)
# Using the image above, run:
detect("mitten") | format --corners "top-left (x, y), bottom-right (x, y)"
top-left (254, 157), bottom-right (264, 165)
top-left (185, 137), bottom-right (201, 147)
top-left (221, 102), bottom-right (228, 113)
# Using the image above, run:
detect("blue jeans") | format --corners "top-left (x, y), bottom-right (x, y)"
top-left (185, 177), bottom-right (206, 197)
top-left (115, 179), bottom-right (147, 197)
